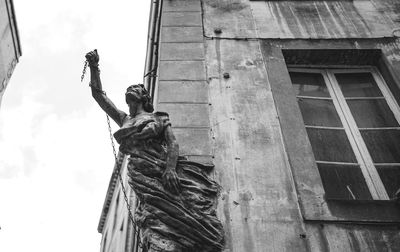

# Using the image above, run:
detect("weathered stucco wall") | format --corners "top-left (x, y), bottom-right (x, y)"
top-left (204, 0), bottom-right (400, 251)
top-left (206, 38), bottom-right (309, 251)
top-left (200, 0), bottom-right (400, 251)
top-left (202, 0), bottom-right (400, 39)
top-left (203, 34), bottom-right (400, 252)
top-left (305, 223), bottom-right (400, 251)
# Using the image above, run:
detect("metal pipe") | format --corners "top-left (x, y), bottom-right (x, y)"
top-left (150, 0), bottom-right (162, 102)
top-left (143, 0), bottom-right (161, 93)
top-left (143, 0), bottom-right (156, 90)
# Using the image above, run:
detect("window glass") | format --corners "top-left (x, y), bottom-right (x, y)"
top-left (297, 98), bottom-right (343, 127)
top-left (336, 72), bottom-right (383, 97)
top-left (306, 128), bottom-right (357, 163)
top-left (318, 163), bottom-right (372, 200)
top-left (290, 71), bottom-right (357, 163)
top-left (347, 99), bottom-right (399, 128)
top-left (361, 129), bottom-right (400, 163)
top-left (376, 165), bottom-right (400, 199)
top-left (290, 72), bottom-right (330, 97)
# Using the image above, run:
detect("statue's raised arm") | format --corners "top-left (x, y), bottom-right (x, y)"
top-left (86, 50), bottom-right (127, 127)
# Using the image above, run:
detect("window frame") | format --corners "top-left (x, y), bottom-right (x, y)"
top-left (261, 45), bottom-right (400, 223)
top-left (289, 66), bottom-right (400, 201)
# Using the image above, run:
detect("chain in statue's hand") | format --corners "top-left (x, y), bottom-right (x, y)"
top-left (85, 49), bottom-right (99, 68)
top-left (80, 60), bottom-right (88, 82)
top-left (80, 49), bottom-right (99, 83)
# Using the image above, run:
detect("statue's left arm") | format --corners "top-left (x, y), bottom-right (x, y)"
top-left (162, 125), bottom-right (181, 194)
top-left (85, 50), bottom-right (127, 127)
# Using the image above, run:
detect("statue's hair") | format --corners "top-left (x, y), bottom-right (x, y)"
top-left (125, 84), bottom-right (154, 112)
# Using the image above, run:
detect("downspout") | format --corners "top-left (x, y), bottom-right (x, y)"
top-left (143, 0), bottom-right (162, 99)
top-left (150, 0), bottom-right (162, 102)
top-left (143, 0), bottom-right (157, 90)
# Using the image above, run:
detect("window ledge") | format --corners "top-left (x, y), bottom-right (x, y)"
top-left (250, 0), bottom-right (353, 2)
top-left (314, 199), bottom-right (400, 224)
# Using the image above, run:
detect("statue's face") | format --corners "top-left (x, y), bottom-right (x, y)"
top-left (126, 88), bottom-right (143, 116)
top-left (128, 99), bottom-right (141, 116)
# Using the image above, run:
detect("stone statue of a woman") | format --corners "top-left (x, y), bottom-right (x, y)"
top-left (86, 50), bottom-right (224, 252)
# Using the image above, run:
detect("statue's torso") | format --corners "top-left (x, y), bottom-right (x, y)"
top-left (114, 112), bottom-right (170, 160)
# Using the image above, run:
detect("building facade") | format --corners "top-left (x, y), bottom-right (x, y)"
top-left (98, 0), bottom-right (400, 251)
top-left (0, 0), bottom-right (21, 107)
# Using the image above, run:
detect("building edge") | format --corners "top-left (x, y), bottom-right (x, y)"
top-left (6, 0), bottom-right (22, 59)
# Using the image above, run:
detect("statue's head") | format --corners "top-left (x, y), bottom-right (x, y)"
top-left (125, 84), bottom-right (154, 113)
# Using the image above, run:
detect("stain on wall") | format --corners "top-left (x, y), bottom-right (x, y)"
top-left (203, 0), bottom-right (397, 39)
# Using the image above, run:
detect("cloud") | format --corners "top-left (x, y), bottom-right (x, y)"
top-left (0, 100), bottom-right (116, 251)
top-left (0, 176), bottom-right (105, 252)
top-left (0, 96), bottom-right (46, 178)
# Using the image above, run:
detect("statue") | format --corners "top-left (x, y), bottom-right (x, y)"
top-left (86, 50), bottom-right (225, 252)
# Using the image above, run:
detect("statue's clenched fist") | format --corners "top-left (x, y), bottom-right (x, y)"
top-left (85, 49), bottom-right (99, 67)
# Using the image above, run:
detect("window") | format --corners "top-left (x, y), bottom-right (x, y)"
top-left (289, 67), bottom-right (400, 201)
top-left (112, 191), bottom-right (120, 232)
top-left (262, 46), bottom-right (400, 222)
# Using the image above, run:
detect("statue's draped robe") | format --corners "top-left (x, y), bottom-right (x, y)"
top-left (114, 112), bottom-right (224, 252)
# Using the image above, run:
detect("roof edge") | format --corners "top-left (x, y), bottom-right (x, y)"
top-left (97, 154), bottom-right (123, 233)
top-left (6, 0), bottom-right (22, 59)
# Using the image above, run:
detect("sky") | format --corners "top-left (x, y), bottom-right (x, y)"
top-left (0, 1), bottom-right (150, 251)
